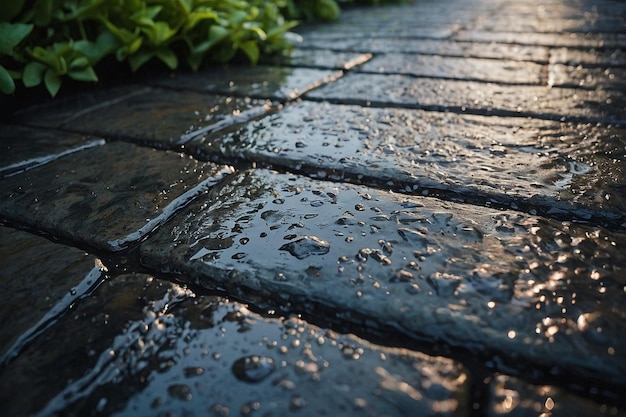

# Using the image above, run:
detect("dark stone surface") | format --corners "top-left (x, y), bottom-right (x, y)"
top-left (151, 65), bottom-right (343, 101)
top-left (358, 54), bottom-right (543, 84)
top-left (300, 38), bottom-right (551, 63)
top-left (0, 271), bottom-right (471, 417)
top-left (262, 48), bottom-right (373, 70)
top-left (186, 100), bottom-right (626, 226)
top-left (140, 169), bottom-right (626, 387)
top-left (12, 88), bottom-right (270, 148)
top-left (0, 125), bottom-right (102, 177)
top-left (1, 0), bottom-right (625, 414)
top-left (0, 226), bottom-right (102, 361)
top-left (0, 142), bottom-right (233, 251)
top-left (305, 72), bottom-right (626, 124)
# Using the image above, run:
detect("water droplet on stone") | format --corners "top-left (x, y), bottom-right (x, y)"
top-left (232, 355), bottom-right (276, 383)
top-left (168, 384), bottom-right (192, 401)
top-left (279, 236), bottom-right (330, 259)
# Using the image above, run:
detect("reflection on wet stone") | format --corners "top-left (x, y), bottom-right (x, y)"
top-left (188, 100), bottom-right (626, 226)
top-left (140, 169), bottom-right (626, 387)
top-left (232, 355), bottom-right (276, 383)
top-left (279, 235), bottom-right (331, 259)
top-left (0, 142), bottom-right (234, 251)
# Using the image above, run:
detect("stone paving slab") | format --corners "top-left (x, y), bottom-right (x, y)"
top-left (305, 72), bottom-right (626, 124)
top-left (455, 31), bottom-right (626, 49)
top-left (474, 1), bottom-right (626, 33)
top-left (548, 63), bottom-right (626, 89)
top-left (0, 125), bottom-right (103, 177)
top-left (358, 54), bottom-right (543, 85)
top-left (151, 65), bottom-right (343, 102)
top-left (300, 26), bottom-right (458, 41)
top-left (186, 100), bottom-right (625, 226)
top-left (0, 270), bottom-right (471, 417)
top-left (12, 85), bottom-right (151, 128)
top-left (549, 47), bottom-right (626, 68)
top-left (13, 88), bottom-right (271, 148)
top-left (140, 169), bottom-right (626, 387)
top-left (0, 141), bottom-right (233, 251)
top-left (263, 48), bottom-right (372, 70)
top-left (0, 226), bottom-right (104, 362)
top-left (299, 39), bottom-right (550, 63)
top-left (0, 273), bottom-right (178, 417)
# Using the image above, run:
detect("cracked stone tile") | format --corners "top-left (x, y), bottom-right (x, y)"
top-left (0, 141), bottom-right (233, 251)
top-left (187, 100), bottom-right (626, 226)
top-left (140, 169), bottom-right (626, 388)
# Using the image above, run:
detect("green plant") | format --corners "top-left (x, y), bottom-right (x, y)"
top-left (1, 0), bottom-right (298, 96)
top-left (1, 0), bottom-right (403, 97)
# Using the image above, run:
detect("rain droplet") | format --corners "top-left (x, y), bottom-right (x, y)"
top-left (168, 384), bottom-right (192, 401)
top-left (232, 356), bottom-right (275, 383)
top-left (280, 236), bottom-right (330, 259)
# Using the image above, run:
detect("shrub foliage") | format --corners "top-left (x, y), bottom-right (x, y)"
top-left (0, 0), bottom-right (398, 97)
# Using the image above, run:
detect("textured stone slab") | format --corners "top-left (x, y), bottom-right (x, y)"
top-left (262, 48), bottom-right (372, 70)
top-left (188, 100), bottom-right (625, 225)
top-left (0, 125), bottom-right (103, 177)
top-left (455, 31), bottom-right (625, 49)
top-left (12, 85), bottom-right (151, 129)
top-left (0, 273), bottom-right (181, 417)
top-left (0, 226), bottom-right (103, 362)
top-left (299, 39), bottom-right (550, 63)
top-left (487, 375), bottom-right (625, 416)
top-left (13, 87), bottom-right (269, 148)
top-left (301, 26), bottom-right (457, 40)
top-left (1, 272), bottom-right (470, 417)
top-left (140, 169), bottom-right (626, 387)
top-left (550, 47), bottom-right (626, 67)
top-left (548, 64), bottom-right (626, 89)
top-left (305, 73), bottom-right (626, 124)
top-left (0, 142), bottom-right (233, 251)
top-left (152, 65), bottom-right (343, 101)
top-left (359, 54), bottom-right (543, 84)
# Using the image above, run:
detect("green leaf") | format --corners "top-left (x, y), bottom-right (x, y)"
top-left (0, 0), bottom-right (26, 22)
top-left (0, 22), bottom-right (33, 55)
top-left (68, 66), bottom-right (98, 82)
top-left (0, 65), bottom-right (15, 94)
top-left (22, 62), bottom-right (46, 87)
top-left (69, 56), bottom-right (90, 70)
top-left (207, 25), bottom-right (230, 46)
top-left (44, 68), bottom-right (61, 97)
top-left (156, 48), bottom-right (178, 69)
top-left (128, 50), bottom-right (154, 71)
top-left (238, 40), bottom-right (259, 64)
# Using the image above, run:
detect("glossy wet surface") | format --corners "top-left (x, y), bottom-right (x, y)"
top-left (1, 0), bottom-right (626, 415)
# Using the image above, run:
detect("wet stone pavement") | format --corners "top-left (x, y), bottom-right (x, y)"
top-left (1, 0), bottom-right (625, 416)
